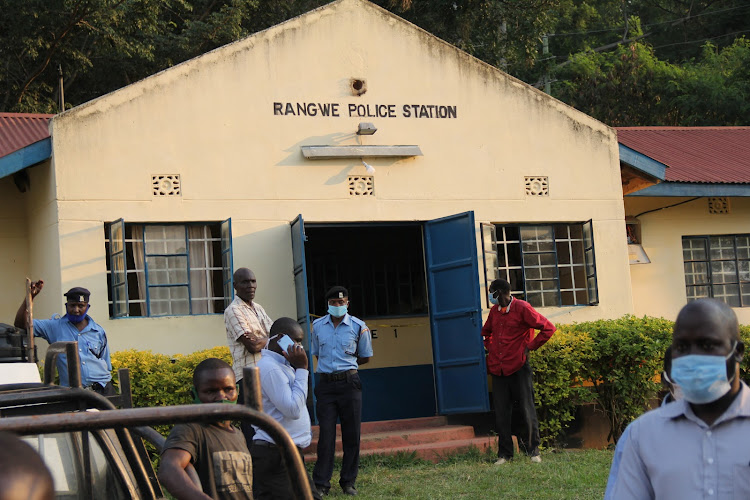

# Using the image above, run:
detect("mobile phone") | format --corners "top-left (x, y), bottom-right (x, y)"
top-left (277, 335), bottom-right (295, 353)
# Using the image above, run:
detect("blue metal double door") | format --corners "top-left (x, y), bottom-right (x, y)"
top-left (291, 211), bottom-right (489, 420)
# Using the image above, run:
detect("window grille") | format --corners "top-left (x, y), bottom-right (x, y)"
top-left (104, 220), bottom-right (232, 317)
top-left (481, 221), bottom-right (598, 307)
top-left (682, 234), bottom-right (750, 307)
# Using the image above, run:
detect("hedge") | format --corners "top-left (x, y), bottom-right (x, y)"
top-left (107, 317), bottom-right (750, 449)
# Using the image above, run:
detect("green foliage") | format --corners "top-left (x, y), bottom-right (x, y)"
top-left (566, 315), bottom-right (673, 443)
top-left (111, 345), bottom-right (232, 437)
top-left (529, 327), bottom-right (595, 447)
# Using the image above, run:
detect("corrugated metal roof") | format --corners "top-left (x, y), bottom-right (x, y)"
top-left (616, 127), bottom-right (750, 184)
top-left (0, 113), bottom-right (53, 159)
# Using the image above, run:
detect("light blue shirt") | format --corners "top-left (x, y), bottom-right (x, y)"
top-left (252, 349), bottom-right (311, 448)
top-left (34, 315), bottom-right (112, 387)
top-left (605, 395), bottom-right (674, 499)
top-left (604, 425), bottom-right (631, 500)
top-left (311, 314), bottom-right (373, 373)
top-left (611, 382), bottom-right (750, 499)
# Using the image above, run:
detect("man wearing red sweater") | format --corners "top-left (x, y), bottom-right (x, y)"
top-left (482, 279), bottom-right (556, 465)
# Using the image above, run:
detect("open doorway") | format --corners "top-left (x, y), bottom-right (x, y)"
top-left (304, 223), bottom-right (436, 421)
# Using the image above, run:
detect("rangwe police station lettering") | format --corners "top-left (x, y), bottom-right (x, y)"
top-left (273, 101), bottom-right (457, 119)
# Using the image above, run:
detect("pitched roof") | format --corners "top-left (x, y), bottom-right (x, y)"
top-left (0, 113), bottom-right (53, 158)
top-left (616, 127), bottom-right (750, 184)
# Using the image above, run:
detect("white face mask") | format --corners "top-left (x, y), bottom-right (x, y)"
top-left (670, 342), bottom-right (738, 404)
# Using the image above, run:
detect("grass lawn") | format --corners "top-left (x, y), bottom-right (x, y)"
top-left (312, 448), bottom-right (613, 499)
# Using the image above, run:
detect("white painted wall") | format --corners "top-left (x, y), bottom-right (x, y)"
top-left (31, 0), bottom-right (632, 355)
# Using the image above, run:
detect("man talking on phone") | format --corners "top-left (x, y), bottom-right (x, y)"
top-left (251, 317), bottom-right (321, 499)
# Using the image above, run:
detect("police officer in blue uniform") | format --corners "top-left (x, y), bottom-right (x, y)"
top-left (14, 281), bottom-right (114, 395)
top-left (311, 286), bottom-right (373, 496)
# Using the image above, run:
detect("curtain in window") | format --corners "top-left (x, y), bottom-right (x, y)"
top-left (189, 225), bottom-right (215, 314)
top-left (131, 225), bottom-right (147, 315)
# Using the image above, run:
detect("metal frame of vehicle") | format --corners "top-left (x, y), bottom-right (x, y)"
top-left (0, 316), bottom-right (313, 499)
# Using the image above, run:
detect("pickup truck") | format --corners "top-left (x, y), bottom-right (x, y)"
top-left (0, 300), bottom-right (312, 499)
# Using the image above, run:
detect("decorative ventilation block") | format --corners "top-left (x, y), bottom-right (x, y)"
top-left (348, 176), bottom-right (374, 196)
top-left (152, 175), bottom-right (181, 196)
top-left (708, 197), bottom-right (729, 214)
top-left (525, 176), bottom-right (549, 197)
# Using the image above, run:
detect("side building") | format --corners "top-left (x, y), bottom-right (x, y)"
top-left (619, 127), bottom-right (750, 324)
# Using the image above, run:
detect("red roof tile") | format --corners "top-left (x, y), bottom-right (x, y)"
top-left (616, 127), bottom-right (750, 184)
top-left (0, 113), bottom-right (53, 159)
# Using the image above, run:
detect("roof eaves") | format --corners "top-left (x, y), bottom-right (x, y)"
top-left (625, 182), bottom-right (750, 197)
top-left (0, 138), bottom-right (52, 180)
top-left (618, 144), bottom-right (667, 181)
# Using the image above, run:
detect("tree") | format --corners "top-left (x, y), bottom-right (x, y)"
top-left (0, 0), bottom-right (326, 113)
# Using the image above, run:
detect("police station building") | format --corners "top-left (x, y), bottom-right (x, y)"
top-left (0, 0), bottom-right (635, 421)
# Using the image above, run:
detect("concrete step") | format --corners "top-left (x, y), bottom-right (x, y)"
top-left (309, 416), bottom-right (448, 439)
top-left (302, 416), bottom-right (497, 464)
top-left (303, 435), bottom-right (496, 464)
top-left (303, 424), bottom-right (477, 454)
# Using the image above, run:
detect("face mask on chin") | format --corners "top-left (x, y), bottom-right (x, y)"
top-left (66, 305), bottom-right (90, 324)
top-left (328, 304), bottom-right (348, 317)
top-left (670, 342), bottom-right (738, 405)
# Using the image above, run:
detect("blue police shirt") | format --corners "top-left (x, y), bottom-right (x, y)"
top-left (34, 315), bottom-right (112, 387)
top-left (311, 314), bottom-right (373, 373)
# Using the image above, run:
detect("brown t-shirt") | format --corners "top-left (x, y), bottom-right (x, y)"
top-left (163, 423), bottom-right (253, 499)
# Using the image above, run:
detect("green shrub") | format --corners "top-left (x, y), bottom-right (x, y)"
top-left (566, 315), bottom-right (673, 443)
top-left (111, 346), bottom-right (232, 435)
top-left (530, 326), bottom-right (594, 447)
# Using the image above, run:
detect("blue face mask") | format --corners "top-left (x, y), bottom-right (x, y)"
top-left (328, 304), bottom-right (348, 318)
top-left (670, 343), bottom-right (737, 404)
top-left (489, 294), bottom-right (499, 305)
top-left (66, 304), bottom-right (90, 324)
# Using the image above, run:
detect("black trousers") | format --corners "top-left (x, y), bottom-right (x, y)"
top-left (89, 380), bottom-right (116, 396)
top-left (250, 442), bottom-right (322, 500)
top-left (312, 372), bottom-right (362, 490)
top-left (238, 381), bottom-right (256, 450)
top-left (491, 361), bottom-right (541, 459)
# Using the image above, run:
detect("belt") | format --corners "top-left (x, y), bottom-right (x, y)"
top-left (253, 440), bottom-right (305, 454)
top-left (320, 369), bottom-right (357, 382)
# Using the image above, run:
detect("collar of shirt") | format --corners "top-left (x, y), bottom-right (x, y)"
top-left (262, 348), bottom-right (291, 367)
top-left (324, 313), bottom-right (351, 326)
top-left (661, 381), bottom-right (750, 428)
top-left (500, 296), bottom-right (514, 314)
top-left (62, 315), bottom-right (101, 334)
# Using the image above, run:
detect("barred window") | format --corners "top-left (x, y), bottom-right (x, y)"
top-left (104, 219), bottom-right (233, 318)
top-left (682, 235), bottom-right (750, 307)
top-left (481, 221), bottom-right (598, 308)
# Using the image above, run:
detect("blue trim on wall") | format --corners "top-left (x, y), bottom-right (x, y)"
top-left (619, 144), bottom-right (667, 180)
top-left (0, 138), bottom-right (51, 179)
top-left (626, 182), bottom-right (750, 197)
top-left (314, 364), bottom-right (437, 422)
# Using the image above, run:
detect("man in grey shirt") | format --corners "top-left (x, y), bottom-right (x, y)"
top-left (611, 298), bottom-right (750, 499)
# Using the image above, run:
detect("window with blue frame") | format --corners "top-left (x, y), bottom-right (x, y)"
top-left (104, 220), bottom-right (233, 318)
top-left (483, 221), bottom-right (599, 307)
top-left (682, 234), bottom-right (750, 306)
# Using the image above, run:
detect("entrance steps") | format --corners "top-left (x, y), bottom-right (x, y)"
top-left (301, 416), bottom-right (496, 463)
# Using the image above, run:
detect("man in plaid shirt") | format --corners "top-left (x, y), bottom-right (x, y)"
top-left (224, 267), bottom-right (273, 446)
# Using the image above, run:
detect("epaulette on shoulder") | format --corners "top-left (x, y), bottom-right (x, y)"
top-left (351, 317), bottom-right (368, 329)
top-left (312, 316), bottom-right (326, 325)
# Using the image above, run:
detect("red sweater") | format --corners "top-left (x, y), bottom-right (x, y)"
top-left (481, 297), bottom-right (556, 376)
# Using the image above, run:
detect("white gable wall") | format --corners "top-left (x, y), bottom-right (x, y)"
top-left (41, 0), bottom-right (632, 354)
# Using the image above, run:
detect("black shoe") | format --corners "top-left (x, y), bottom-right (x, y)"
top-left (342, 485), bottom-right (358, 496)
top-left (315, 484), bottom-right (329, 496)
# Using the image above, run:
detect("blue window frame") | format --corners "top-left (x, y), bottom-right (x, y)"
top-left (482, 221), bottom-right (599, 307)
top-left (104, 219), bottom-right (232, 318)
